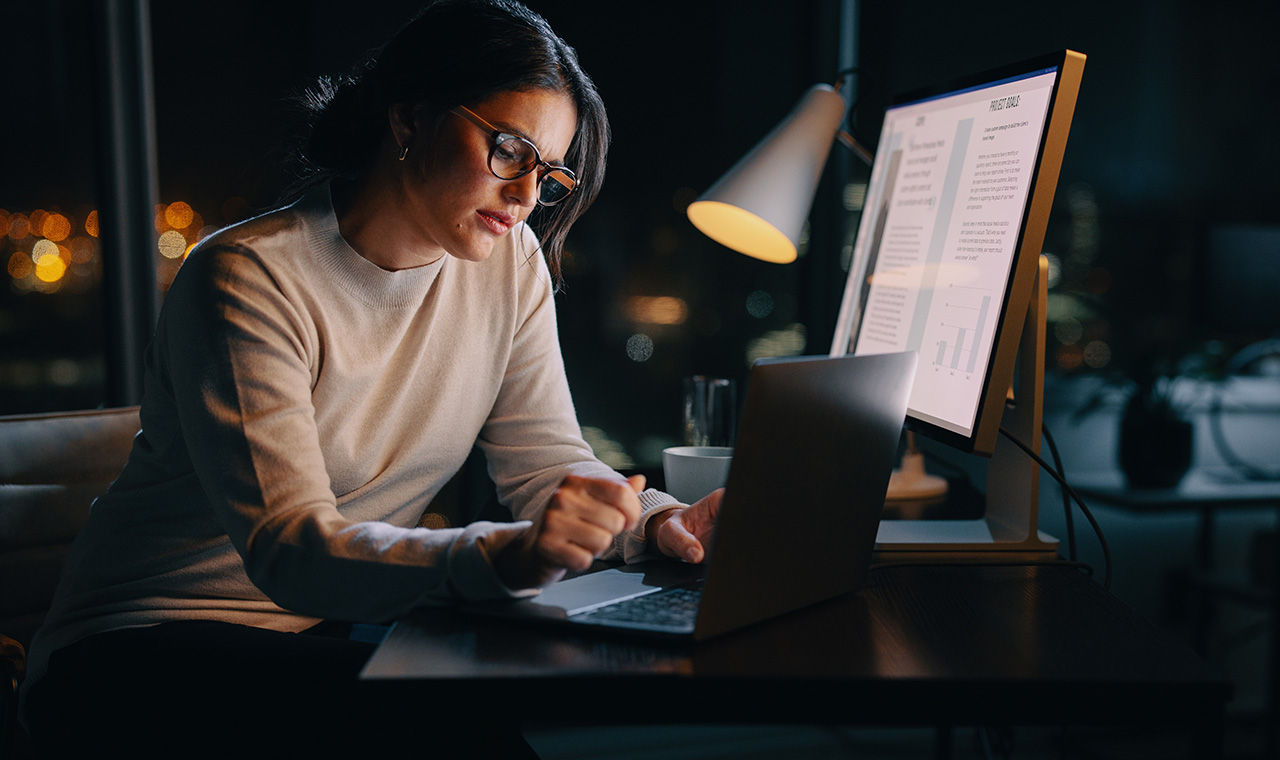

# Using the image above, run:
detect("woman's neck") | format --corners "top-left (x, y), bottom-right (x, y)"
top-left (331, 172), bottom-right (445, 271)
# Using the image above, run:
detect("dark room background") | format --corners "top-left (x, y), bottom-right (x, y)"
top-left (4, 0), bottom-right (1280, 742)
top-left (5, 0), bottom-right (1277, 466)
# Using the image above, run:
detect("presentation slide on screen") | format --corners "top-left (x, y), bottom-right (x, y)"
top-left (841, 70), bottom-right (1057, 437)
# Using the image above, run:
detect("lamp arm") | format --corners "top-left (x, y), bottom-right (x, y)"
top-left (835, 129), bottom-right (874, 167)
top-left (831, 67), bottom-right (872, 168)
top-left (832, 67), bottom-right (860, 89)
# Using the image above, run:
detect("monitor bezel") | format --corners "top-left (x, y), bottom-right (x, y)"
top-left (838, 49), bottom-right (1085, 456)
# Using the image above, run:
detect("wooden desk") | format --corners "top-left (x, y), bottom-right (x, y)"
top-left (361, 564), bottom-right (1231, 758)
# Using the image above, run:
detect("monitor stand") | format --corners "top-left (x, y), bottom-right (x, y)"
top-left (874, 255), bottom-right (1059, 558)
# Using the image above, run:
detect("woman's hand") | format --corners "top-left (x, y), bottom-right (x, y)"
top-left (645, 488), bottom-right (723, 564)
top-left (494, 474), bottom-right (645, 590)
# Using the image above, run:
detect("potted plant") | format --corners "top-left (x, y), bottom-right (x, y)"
top-left (1117, 365), bottom-right (1194, 489)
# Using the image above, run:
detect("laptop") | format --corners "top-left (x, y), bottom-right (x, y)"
top-left (467, 350), bottom-right (918, 641)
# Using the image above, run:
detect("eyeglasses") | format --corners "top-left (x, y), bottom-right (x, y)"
top-left (449, 105), bottom-right (578, 207)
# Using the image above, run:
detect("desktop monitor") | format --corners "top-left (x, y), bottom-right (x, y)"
top-left (832, 50), bottom-right (1086, 457)
top-left (830, 50), bottom-right (1086, 552)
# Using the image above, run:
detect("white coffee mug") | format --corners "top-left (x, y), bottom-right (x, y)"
top-left (662, 446), bottom-right (733, 505)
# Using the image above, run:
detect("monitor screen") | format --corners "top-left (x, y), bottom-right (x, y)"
top-left (832, 51), bottom-right (1084, 455)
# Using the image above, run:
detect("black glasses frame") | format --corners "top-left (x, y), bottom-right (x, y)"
top-left (450, 105), bottom-right (578, 207)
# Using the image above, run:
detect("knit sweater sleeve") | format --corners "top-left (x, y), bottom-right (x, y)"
top-left (476, 236), bottom-right (681, 562)
top-left (158, 242), bottom-right (533, 622)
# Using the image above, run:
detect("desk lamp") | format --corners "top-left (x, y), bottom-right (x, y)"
top-left (686, 79), bottom-right (948, 504)
top-left (686, 83), bottom-right (847, 264)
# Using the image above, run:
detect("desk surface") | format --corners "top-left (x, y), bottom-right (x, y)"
top-left (1072, 467), bottom-right (1280, 510)
top-left (361, 564), bottom-right (1229, 731)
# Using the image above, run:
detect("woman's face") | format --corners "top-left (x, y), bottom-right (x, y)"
top-left (399, 88), bottom-right (578, 264)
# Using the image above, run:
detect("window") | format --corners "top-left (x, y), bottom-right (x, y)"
top-left (1, 3), bottom-right (108, 414)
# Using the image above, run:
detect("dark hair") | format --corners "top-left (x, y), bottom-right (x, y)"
top-left (292, 0), bottom-right (609, 286)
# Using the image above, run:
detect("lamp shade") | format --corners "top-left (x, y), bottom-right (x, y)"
top-left (687, 84), bottom-right (848, 263)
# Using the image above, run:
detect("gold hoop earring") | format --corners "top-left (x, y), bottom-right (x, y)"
top-left (397, 145), bottom-right (409, 161)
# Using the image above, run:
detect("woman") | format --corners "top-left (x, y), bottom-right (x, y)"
top-left (21, 0), bottom-right (719, 753)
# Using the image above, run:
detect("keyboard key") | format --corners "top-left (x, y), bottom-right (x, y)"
top-left (574, 586), bottom-right (702, 628)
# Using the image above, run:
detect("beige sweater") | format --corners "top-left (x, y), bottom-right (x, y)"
top-left (25, 185), bottom-right (678, 691)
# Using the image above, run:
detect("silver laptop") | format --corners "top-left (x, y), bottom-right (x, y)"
top-left (467, 350), bottom-right (917, 641)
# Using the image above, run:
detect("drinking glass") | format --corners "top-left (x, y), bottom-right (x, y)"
top-left (683, 376), bottom-right (736, 447)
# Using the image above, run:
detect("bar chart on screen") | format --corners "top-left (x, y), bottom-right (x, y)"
top-left (933, 286), bottom-right (993, 375)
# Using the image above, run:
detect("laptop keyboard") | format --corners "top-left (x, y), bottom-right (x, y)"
top-left (572, 583), bottom-right (703, 629)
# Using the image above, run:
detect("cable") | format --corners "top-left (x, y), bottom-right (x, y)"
top-left (1041, 424), bottom-right (1077, 562)
top-left (998, 426), bottom-right (1112, 591)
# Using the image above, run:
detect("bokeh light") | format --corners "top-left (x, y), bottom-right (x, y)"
top-left (48, 359), bottom-right (81, 387)
top-left (625, 296), bottom-right (688, 326)
top-left (745, 290), bottom-right (774, 319)
top-left (1082, 340), bottom-right (1111, 369)
top-left (625, 333), bottom-right (654, 362)
top-left (28, 210), bottom-right (48, 238)
top-left (69, 236), bottom-right (95, 264)
top-left (42, 212), bottom-right (72, 242)
top-left (165, 201), bottom-right (194, 230)
top-left (158, 229), bottom-right (187, 258)
top-left (8, 213), bottom-right (30, 240)
top-left (31, 238), bottom-right (58, 262)
top-left (7, 251), bottom-right (34, 279)
top-left (842, 182), bottom-right (867, 211)
top-left (746, 323), bottom-right (807, 364)
top-left (154, 206), bottom-right (171, 234)
top-left (1044, 252), bottom-right (1061, 288)
top-left (1056, 344), bottom-right (1084, 371)
top-left (3, 200), bottom-right (214, 297)
top-left (35, 251), bottom-right (68, 283)
top-left (580, 426), bottom-right (635, 470)
top-left (1053, 317), bottom-right (1083, 345)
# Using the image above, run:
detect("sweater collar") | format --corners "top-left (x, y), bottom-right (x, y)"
top-left (299, 183), bottom-right (446, 310)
